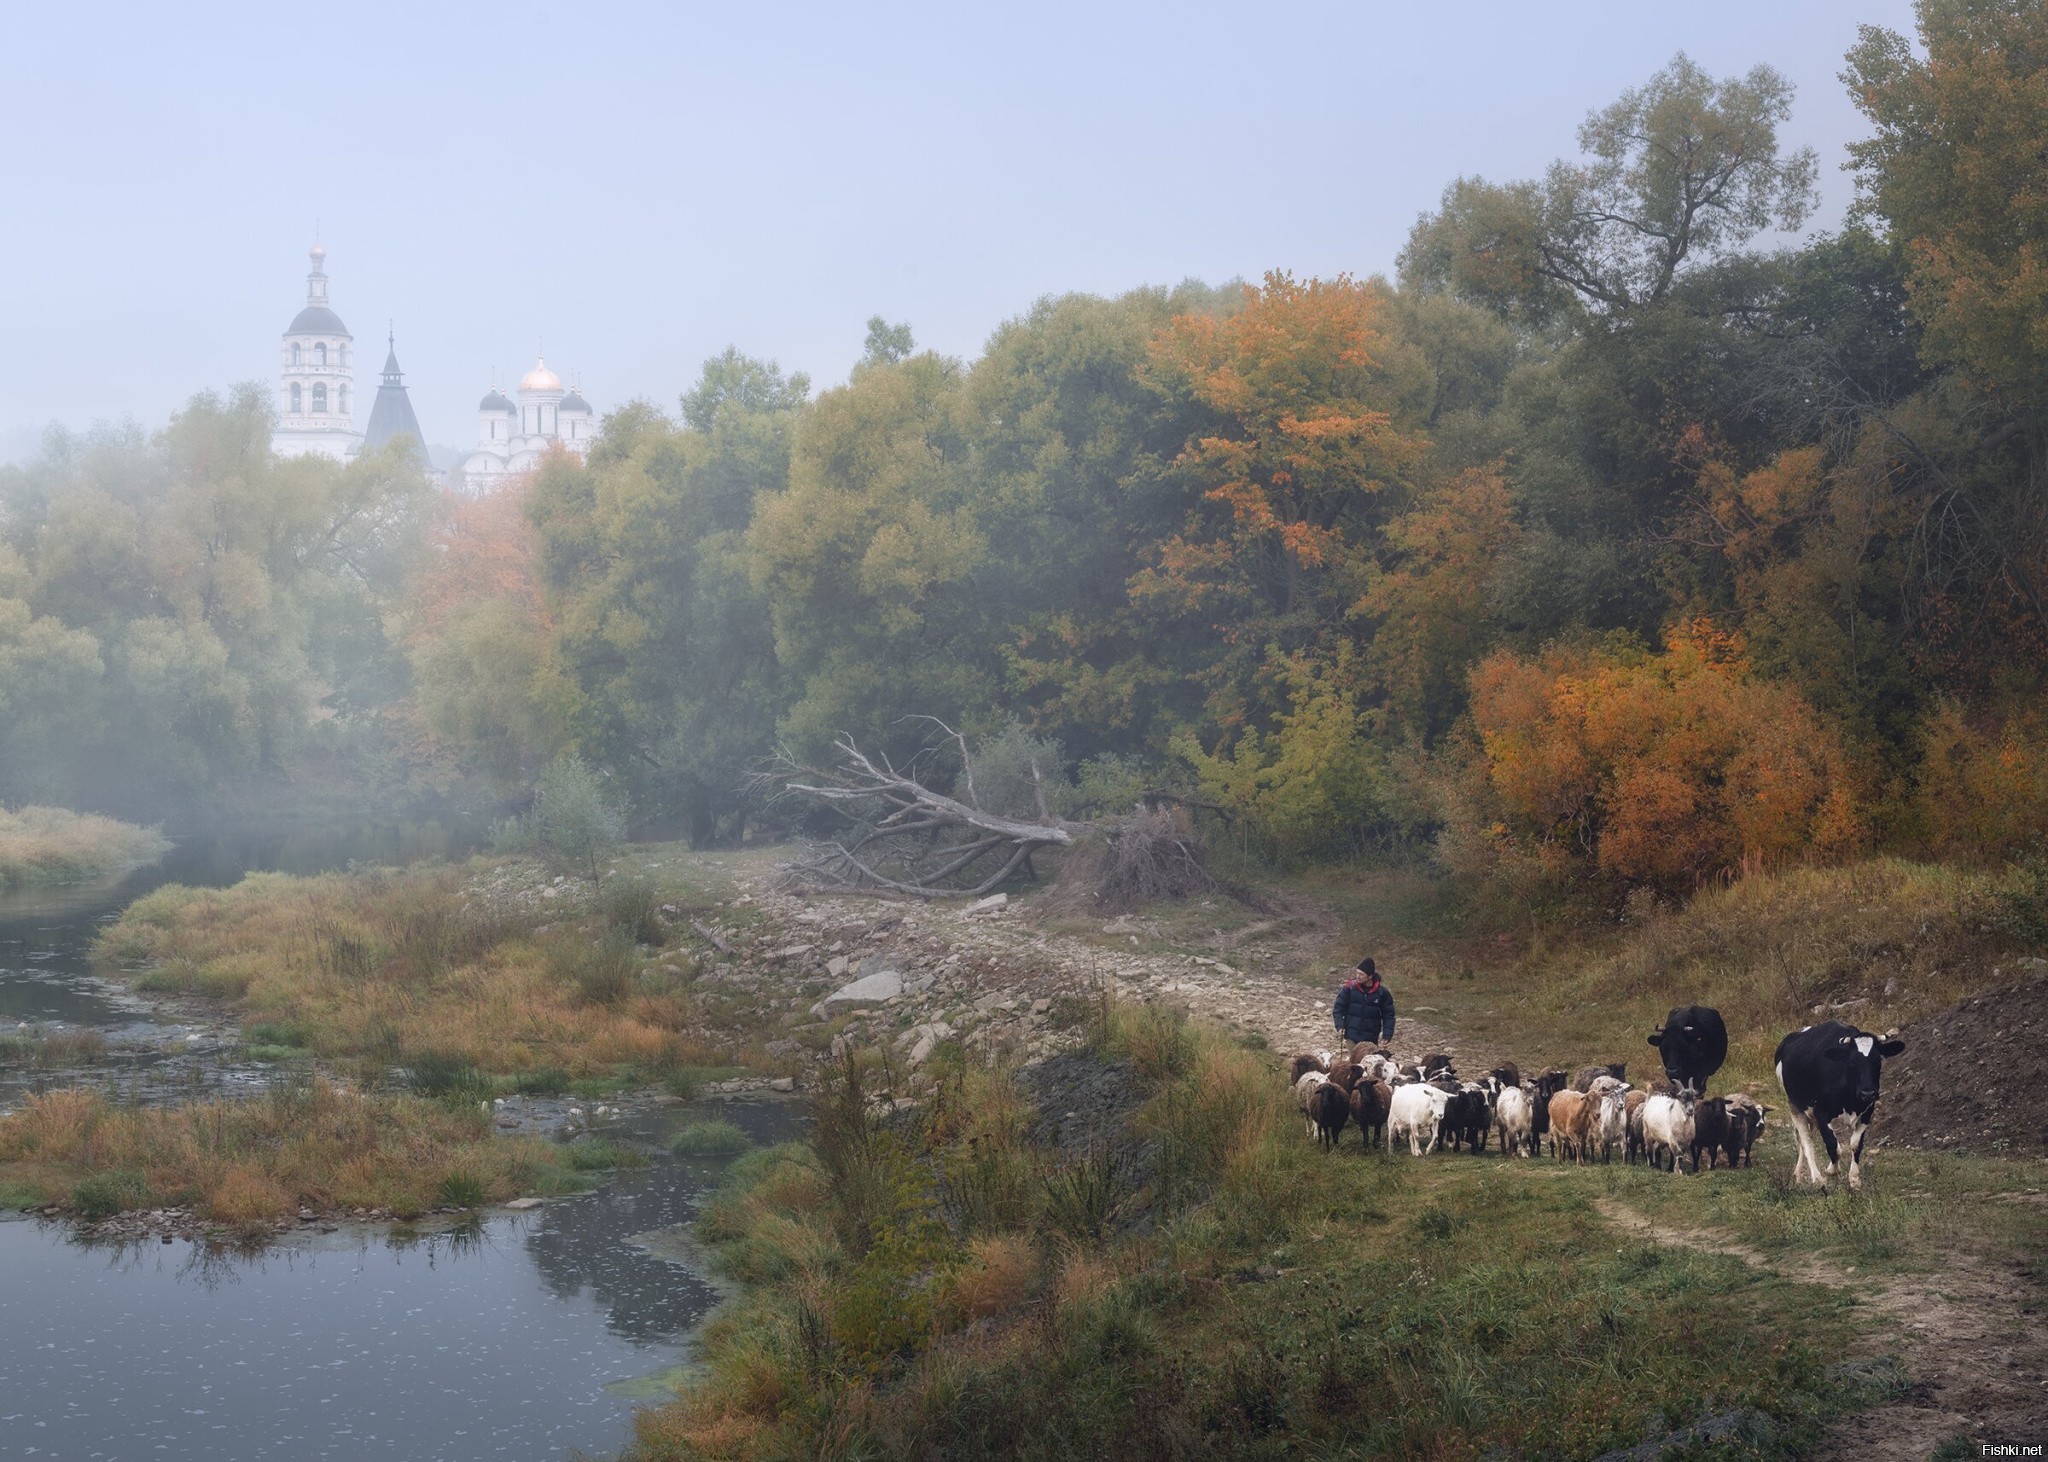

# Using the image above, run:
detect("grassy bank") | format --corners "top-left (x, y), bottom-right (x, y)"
top-left (627, 1003), bottom-right (1884, 1460)
top-left (0, 1079), bottom-right (577, 1226)
top-left (95, 859), bottom-right (732, 1090)
top-left (0, 805), bottom-right (170, 890)
top-left (1308, 857), bottom-right (2043, 1093)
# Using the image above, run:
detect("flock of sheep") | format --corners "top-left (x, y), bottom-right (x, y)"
top-left (1288, 1046), bottom-right (1769, 1174)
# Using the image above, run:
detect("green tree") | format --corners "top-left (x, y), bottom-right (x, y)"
top-left (1402, 54), bottom-right (1817, 319)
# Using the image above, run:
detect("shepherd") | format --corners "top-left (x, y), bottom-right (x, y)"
top-left (1334, 957), bottom-right (1396, 1048)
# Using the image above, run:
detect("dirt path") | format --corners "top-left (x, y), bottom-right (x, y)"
top-left (1595, 1198), bottom-right (2048, 1456)
top-left (738, 870), bottom-right (1493, 1074)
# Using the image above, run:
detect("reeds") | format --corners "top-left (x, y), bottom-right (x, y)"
top-left (0, 1081), bottom-right (570, 1226)
top-left (0, 805), bottom-right (170, 889)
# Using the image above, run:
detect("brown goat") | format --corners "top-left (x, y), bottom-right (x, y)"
top-left (1548, 1089), bottom-right (1589, 1162)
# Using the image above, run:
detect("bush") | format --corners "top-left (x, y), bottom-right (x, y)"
top-left (602, 875), bottom-right (665, 945)
top-left (543, 931), bottom-right (636, 1007)
top-left (671, 1118), bottom-right (752, 1157)
top-left (565, 1138), bottom-right (647, 1171)
top-left (436, 1170), bottom-right (487, 1208)
top-left (407, 1051), bottom-right (491, 1103)
top-left (1458, 623), bottom-right (1863, 894)
top-left (530, 755), bottom-right (626, 887)
top-left (515, 1067), bottom-right (571, 1096)
top-left (71, 1168), bottom-right (150, 1220)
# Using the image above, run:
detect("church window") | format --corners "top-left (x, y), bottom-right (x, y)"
top-left (338, 385), bottom-right (349, 414)
top-left (316, 343), bottom-right (327, 367)
top-left (313, 383), bottom-right (327, 412)
top-left (291, 342), bottom-right (301, 366)
top-left (290, 383), bottom-right (301, 413)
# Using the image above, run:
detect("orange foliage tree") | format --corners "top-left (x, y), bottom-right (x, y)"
top-left (1133, 271), bottom-right (1428, 731)
top-left (1462, 623), bottom-right (1863, 892)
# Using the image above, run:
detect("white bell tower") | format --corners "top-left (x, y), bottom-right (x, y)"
top-left (272, 243), bottom-right (363, 461)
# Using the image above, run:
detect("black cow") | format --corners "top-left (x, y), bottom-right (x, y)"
top-left (1648, 1006), bottom-right (1729, 1096)
top-left (1773, 1021), bottom-right (1904, 1191)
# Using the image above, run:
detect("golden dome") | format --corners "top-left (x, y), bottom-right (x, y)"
top-left (519, 357), bottom-right (561, 392)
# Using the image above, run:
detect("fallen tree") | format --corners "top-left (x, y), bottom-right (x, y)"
top-left (756, 724), bottom-right (1214, 907)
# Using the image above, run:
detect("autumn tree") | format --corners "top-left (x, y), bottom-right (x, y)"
top-left (1460, 625), bottom-right (1862, 894)
top-left (1135, 272), bottom-right (1429, 730)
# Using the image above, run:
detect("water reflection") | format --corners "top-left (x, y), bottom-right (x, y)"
top-left (0, 1099), bottom-right (800, 1461)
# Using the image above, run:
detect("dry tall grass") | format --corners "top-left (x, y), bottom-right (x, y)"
top-left (97, 866), bottom-right (713, 1080)
top-left (0, 1080), bottom-right (566, 1223)
top-left (0, 805), bottom-right (170, 889)
top-left (1506, 858), bottom-right (2028, 1086)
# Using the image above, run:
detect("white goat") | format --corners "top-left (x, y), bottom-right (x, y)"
top-left (1387, 1082), bottom-right (1451, 1156)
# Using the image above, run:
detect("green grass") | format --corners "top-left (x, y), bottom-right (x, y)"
top-left (625, 1004), bottom-right (1885, 1460)
top-left (669, 1118), bottom-right (752, 1157)
top-left (563, 1137), bottom-right (648, 1172)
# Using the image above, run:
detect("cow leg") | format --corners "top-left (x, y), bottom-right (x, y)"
top-left (1789, 1107), bottom-right (1825, 1186)
top-left (1817, 1120), bottom-right (1839, 1180)
top-left (1845, 1115), bottom-right (1869, 1192)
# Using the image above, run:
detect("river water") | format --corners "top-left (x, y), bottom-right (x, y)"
top-left (0, 822), bottom-right (790, 1461)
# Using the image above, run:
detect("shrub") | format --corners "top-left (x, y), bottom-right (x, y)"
top-left (71, 1168), bottom-right (150, 1220)
top-left (436, 1170), bottom-right (487, 1208)
top-left (530, 755), bottom-right (626, 888)
top-left (603, 875), bottom-right (665, 945)
top-left (543, 931), bottom-right (636, 1007)
top-left (515, 1067), bottom-right (571, 1096)
top-left (565, 1138), bottom-right (646, 1171)
top-left (1460, 623), bottom-right (1863, 894)
top-left (407, 1051), bottom-right (491, 1103)
top-left (671, 1118), bottom-right (752, 1157)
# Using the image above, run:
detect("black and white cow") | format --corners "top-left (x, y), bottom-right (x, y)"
top-left (1773, 1021), bottom-right (1904, 1191)
top-left (1647, 1005), bottom-right (1728, 1097)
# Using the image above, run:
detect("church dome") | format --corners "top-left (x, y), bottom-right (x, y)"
top-left (479, 389), bottom-right (514, 412)
top-left (520, 358), bottom-right (561, 392)
top-left (560, 391), bottom-right (591, 413)
top-left (289, 304), bottom-right (349, 336)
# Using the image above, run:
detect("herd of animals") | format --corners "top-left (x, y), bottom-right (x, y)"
top-left (1290, 1006), bottom-right (1909, 1191)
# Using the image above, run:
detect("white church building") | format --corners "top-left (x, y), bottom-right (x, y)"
top-left (271, 243), bottom-right (362, 461)
top-left (270, 241), bottom-right (593, 486)
top-left (458, 358), bottom-right (595, 491)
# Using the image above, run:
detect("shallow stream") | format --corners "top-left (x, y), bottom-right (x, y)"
top-left (0, 821), bottom-right (789, 1460)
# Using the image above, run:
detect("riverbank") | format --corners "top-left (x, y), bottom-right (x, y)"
top-left (0, 805), bottom-right (169, 890)
top-left (616, 850), bottom-right (2048, 1458)
top-left (0, 1079), bottom-right (583, 1232)
top-left (627, 999), bottom-right (1895, 1460)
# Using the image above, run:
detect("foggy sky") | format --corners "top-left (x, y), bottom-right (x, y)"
top-left (0, 0), bottom-right (1919, 457)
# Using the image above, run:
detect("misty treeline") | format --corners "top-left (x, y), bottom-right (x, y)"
top-left (7, 3), bottom-right (2047, 900)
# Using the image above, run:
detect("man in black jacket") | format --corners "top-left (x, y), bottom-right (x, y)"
top-left (1333, 958), bottom-right (1396, 1047)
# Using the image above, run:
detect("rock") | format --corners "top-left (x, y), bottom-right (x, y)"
top-left (966, 893), bottom-right (1009, 915)
top-left (813, 970), bottom-right (904, 1017)
top-left (909, 1032), bottom-right (937, 1065)
top-left (827, 955), bottom-right (850, 979)
top-left (503, 1197), bottom-right (545, 1211)
top-left (768, 1076), bottom-right (795, 1092)
top-left (768, 943), bottom-right (815, 961)
top-left (1031, 998), bottom-right (1051, 1015)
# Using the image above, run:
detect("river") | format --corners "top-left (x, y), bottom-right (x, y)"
top-left (0, 821), bottom-right (788, 1461)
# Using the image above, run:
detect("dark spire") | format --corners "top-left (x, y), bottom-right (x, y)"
top-left (362, 329), bottom-right (427, 459)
